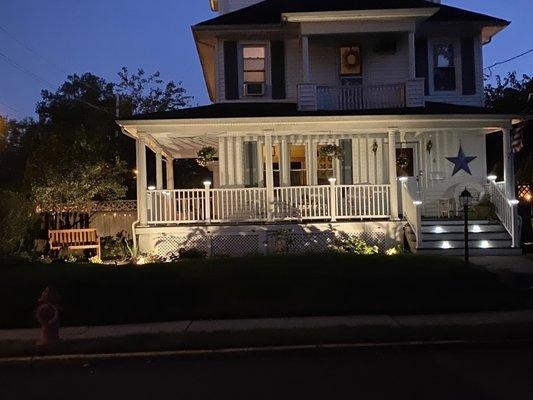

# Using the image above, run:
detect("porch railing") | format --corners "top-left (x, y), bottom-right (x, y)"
top-left (146, 183), bottom-right (391, 225)
top-left (317, 83), bottom-right (405, 111)
top-left (488, 180), bottom-right (519, 247)
top-left (298, 79), bottom-right (425, 111)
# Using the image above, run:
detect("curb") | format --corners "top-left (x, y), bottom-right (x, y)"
top-left (1, 339), bottom-right (532, 366)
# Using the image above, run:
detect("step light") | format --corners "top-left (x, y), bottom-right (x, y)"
top-left (441, 241), bottom-right (452, 249)
top-left (434, 226), bottom-right (444, 233)
top-left (472, 225), bottom-right (482, 233)
top-left (480, 240), bottom-right (490, 249)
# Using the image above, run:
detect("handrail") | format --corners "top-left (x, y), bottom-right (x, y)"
top-left (316, 83), bottom-right (406, 111)
top-left (489, 180), bottom-right (519, 247)
top-left (401, 180), bottom-right (422, 248)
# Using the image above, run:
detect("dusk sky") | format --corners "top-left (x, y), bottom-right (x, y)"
top-left (1, 0), bottom-right (532, 119)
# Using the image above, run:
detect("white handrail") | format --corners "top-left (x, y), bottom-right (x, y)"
top-left (401, 181), bottom-right (422, 248)
top-left (489, 180), bottom-right (518, 247)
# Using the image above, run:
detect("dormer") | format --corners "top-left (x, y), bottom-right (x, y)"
top-left (210, 0), bottom-right (263, 15)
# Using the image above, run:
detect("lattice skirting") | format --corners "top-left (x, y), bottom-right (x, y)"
top-left (151, 228), bottom-right (392, 259)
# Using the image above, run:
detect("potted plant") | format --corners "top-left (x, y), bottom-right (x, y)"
top-left (318, 144), bottom-right (344, 161)
top-left (197, 146), bottom-right (217, 168)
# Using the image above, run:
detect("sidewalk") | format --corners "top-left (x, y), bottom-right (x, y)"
top-left (471, 255), bottom-right (533, 275)
top-left (1, 310), bottom-right (533, 359)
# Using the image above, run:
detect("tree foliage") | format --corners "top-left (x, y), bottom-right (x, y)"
top-left (485, 72), bottom-right (533, 184)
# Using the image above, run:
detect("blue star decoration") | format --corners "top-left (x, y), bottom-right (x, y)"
top-left (446, 146), bottom-right (477, 176)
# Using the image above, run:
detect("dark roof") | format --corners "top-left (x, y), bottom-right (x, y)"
top-left (195, 0), bottom-right (509, 27)
top-left (123, 102), bottom-right (509, 121)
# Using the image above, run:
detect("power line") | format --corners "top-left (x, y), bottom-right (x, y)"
top-left (484, 48), bottom-right (533, 78)
top-left (0, 99), bottom-right (20, 115)
top-left (0, 25), bottom-right (68, 75)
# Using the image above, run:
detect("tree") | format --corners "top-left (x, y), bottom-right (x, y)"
top-left (485, 72), bottom-right (533, 183)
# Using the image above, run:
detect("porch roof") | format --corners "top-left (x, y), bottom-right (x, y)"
top-left (121, 102), bottom-right (515, 121)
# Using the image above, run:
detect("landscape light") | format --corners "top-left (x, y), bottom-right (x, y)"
top-left (413, 200), bottom-right (423, 206)
top-left (487, 175), bottom-right (497, 181)
top-left (509, 199), bottom-right (519, 206)
top-left (148, 185), bottom-right (156, 190)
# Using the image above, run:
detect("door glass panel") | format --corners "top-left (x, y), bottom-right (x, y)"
top-left (290, 145), bottom-right (307, 186)
top-left (396, 148), bottom-right (415, 177)
top-left (317, 145), bottom-right (334, 185)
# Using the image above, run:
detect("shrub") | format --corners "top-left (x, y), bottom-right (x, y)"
top-left (101, 231), bottom-right (133, 261)
top-left (0, 190), bottom-right (40, 255)
top-left (330, 236), bottom-right (379, 255)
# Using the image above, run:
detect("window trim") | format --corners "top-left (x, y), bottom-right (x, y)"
top-left (428, 38), bottom-right (462, 96)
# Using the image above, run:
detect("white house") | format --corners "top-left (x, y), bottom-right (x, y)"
top-left (118, 0), bottom-right (524, 257)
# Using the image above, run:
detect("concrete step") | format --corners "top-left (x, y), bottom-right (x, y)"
top-left (421, 239), bottom-right (512, 250)
top-left (416, 248), bottom-right (523, 256)
top-left (420, 224), bottom-right (505, 234)
top-left (421, 219), bottom-right (494, 226)
top-left (421, 232), bottom-right (511, 241)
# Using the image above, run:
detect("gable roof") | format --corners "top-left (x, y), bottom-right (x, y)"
top-left (121, 102), bottom-right (512, 122)
top-left (194, 0), bottom-right (509, 27)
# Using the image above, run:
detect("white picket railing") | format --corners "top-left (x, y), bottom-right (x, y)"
top-left (401, 181), bottom-right (422, 248)
top-left (211, 188), bottom-right (267, 222)
top-left (336, 185), bottom-right (390, 219)
top-left (146, 183), bottom-right (392, 225)
top-left (316, 83), bottom-right (405, 111)
top-left (489, 180), bottom-right (518, 247)
top-left (273, 185), bottom-right (331, 220)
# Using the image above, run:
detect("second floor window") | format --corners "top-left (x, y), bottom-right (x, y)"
top-left (433, 42), bottom-right (456, 91)
top-left (243, 46), bottom-right (266, 95)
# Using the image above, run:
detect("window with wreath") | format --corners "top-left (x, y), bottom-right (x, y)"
top-left (433, 42), bottom-right (456, 91)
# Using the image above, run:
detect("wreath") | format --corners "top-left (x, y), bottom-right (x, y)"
top-left (341, 47), bottom-right (361, 73)
top-left (319, 144), bottom-right (344, 161)
top-left (397, 152), bottom-right (409, 169)
top-left (196, 146), bottom-right (217, 167)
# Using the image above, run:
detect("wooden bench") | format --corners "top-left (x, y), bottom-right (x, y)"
top-left (48, 229), bottom-right (101, 258)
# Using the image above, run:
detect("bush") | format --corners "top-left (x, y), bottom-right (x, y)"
top-left (330, 236), bottom-right (379, 255)
top-left (100, 231), bottom-right (133, 261)
top-left (0, 190), bottom-right (40, 255)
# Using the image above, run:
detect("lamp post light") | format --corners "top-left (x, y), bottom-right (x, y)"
top-left (460, 187), bottom-right (473, 263)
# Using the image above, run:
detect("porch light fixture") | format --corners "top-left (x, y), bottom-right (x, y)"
top-left (413, 200), bottom-right (423, 206)
top-left (487, 175), bottom-right (497, 182)
top-left (148, 185), bottom-right (156, 190)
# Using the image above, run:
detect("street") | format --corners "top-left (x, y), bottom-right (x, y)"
top-left (1, 343), bottom-right (533, 399)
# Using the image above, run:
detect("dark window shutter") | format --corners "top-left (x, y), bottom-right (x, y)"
top-left (224, 41), bottom-right (239, 100)
top-left (461, 37), bottom-right (476, 95)
top-left (415, 37), bottom-right (429, 96)
top-left (340, 139), bottom-right (353, 185)
top-left (271, 41), bottom-right (286, 99)
top-left (243, 141), bottom-right (258, 187)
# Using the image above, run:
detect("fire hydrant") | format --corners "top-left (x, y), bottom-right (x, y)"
top-left (35, 286), bottom-right (61, 346)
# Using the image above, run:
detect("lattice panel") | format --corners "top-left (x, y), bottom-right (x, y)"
top-left (211, 235), bottom-right (260, 257)
top-left (154, 236), bottom-right (209, 258)
top-left (344, 232), bottom-right (387, 251)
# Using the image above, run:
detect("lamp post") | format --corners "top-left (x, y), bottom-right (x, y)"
top-left (460, 187), bottom-right (473, 263)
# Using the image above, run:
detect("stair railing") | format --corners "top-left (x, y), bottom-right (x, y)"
top-left (401, 179), bottom-right (423, 249)
top-left (488, 180), bottom-right (520, 248)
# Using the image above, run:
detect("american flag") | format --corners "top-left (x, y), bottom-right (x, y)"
top-left (512, 123), bottom-right (525, 154)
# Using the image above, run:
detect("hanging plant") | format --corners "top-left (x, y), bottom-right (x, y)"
top-left (372, 140), bottom-right (379, 154)
top-left (426, 140), bottom-right (433, 155)
top-left (318, 144), bottom-right (344, 161)
top-left (196, 146), bottom-right (217, 167)
top-left (397, 152), bottom-right (409, 169)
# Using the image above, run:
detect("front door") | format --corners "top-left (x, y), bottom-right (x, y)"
top-left (396, 143), bottom-right (420, 215)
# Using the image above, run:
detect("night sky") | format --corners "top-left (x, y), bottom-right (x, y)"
top-left (1, 0), bottom-right (532, 119)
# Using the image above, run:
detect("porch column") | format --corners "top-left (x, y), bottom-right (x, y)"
top-left (166, 157), bottom-right (174, 190)
top-left (155, 149), bottom-right (163, 190)
top-left (301, 36), bottom-right (310, 83)
top-left (257, 139), bottom-right (265, 187)
top-left (219, 137), bottom-right (227, 187)
top-left (227, 136), bottom-right (235, 186)
top-left (136, 137), bottom-right (148, 226)
top-left (408, 31), bottom-right (416, 79)
top-left (388, 130), bottom-right (399, 220)
top-left (264, 131), bottom-right (275, 221)
top-left (502, 127), bottom-right (515, 199)
top-left (235, 136), bottom-right (244, 186)
top-left (280, 138), bottom-right (290, 186)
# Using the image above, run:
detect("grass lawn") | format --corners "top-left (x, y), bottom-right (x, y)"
top-left (1, 253), bottom-right (532, 329)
